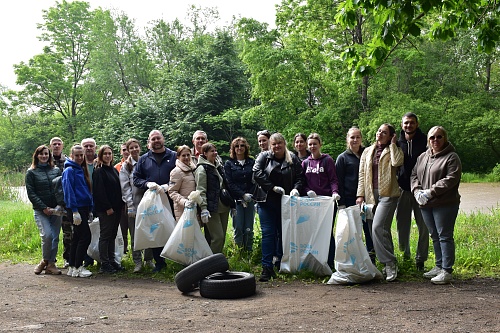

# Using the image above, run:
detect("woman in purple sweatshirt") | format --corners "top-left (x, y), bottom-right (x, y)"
top-left (302, 133), bottom-right (340, 268)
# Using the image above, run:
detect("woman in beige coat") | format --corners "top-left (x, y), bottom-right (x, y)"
top-left (168, 145), bottom-right (197, 221)
top-left (356, 123), bottom-right (404, 282)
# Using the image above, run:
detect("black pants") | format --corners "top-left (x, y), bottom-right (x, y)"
top-left (69, 207), bottom-right (91, 268)
top-left (97, 210), bottom-right (121, 265)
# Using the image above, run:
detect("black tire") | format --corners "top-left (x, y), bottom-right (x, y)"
top-left (199, 271), bottom-right (256, 299)
top-left (174, 253), bottom-right (229, 293)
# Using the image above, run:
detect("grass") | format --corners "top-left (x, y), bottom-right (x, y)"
top-left (1, 198), bottom-right (499, 282)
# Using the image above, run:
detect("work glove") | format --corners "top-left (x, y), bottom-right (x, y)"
top-left (73, 211), bottom-right (82, 226)
top-left (332, 193), bottom-right (341, 201)
top-left (88, 212), bottom-right (94, 222)
top-left (201, 209), bottom-right (211, 224)
top-left (146, 182), bottom-right (160, 191)
top-left (290, 189), bottom-right (300, 197)
top-left (184, 200), bottom-right (195, 209)
top-left (242, 193), bottom-right (253, 203)
top-left (307, 190), bottom-right (317, 198)
top-left (415, 190), bottom-right (429, 206)
top-left (127, 207), bottom-right (136, 218)
top-left (273, 186), bottom-right (285, 195)
top-left (160, 184), bottom-right (168, 193)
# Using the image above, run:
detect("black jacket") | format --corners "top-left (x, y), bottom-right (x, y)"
top-left (25, 165), bottom-right (61, 210)
top-left (92, 165), bottom-right (124, 213)
top-left (397, 128), bottom-right (427, 191)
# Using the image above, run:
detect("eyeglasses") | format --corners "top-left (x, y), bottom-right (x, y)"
top-left (235, 144), bottom-right (246, 148)
top-left (429, 135), bottom-right (443, 140)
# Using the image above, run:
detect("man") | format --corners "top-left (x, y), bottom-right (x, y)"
top-left (133, 129), bottom-right (176, 272)
top-left (115, 143), bottom-right (131, 253)
top-left (80, 138), bottom-right (97, 267)
top-left (114, 143), bottom-right (130, 172)
top-left (396, 112), bottom-right (429, 270)
top-left (191, 130), bottom-right (207, 165)
top-left (50, 137), bottom-right (71, 268)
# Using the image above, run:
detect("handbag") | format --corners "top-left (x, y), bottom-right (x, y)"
top-left (250, 173), bottom-right (267, 202)
top-left (220, 188), bottom-right (236, 208)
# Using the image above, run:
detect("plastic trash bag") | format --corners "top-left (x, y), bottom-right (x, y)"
top-left (134, 189), bottom-right (176, 251)
top-left (160, 205), bottom-right (213, 265)
top-left (327, 205), bottom-right (383, 284)
top-left (87, 217), bottom-right (124, 264)
top-left (281, 195), bottom-right (334, 276)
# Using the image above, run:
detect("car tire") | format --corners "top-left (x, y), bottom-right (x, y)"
top-left (174, 253), bottom-right (229, 293)
top-left (199, 271), bottom-right (256, 299)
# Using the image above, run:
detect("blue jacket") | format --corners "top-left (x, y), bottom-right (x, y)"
top-left (133, 148), bottom-right (177, 189)
top-left (224, 157), bottom-right (255, 200)
top-left (62, 159), bottom-right (93, 213)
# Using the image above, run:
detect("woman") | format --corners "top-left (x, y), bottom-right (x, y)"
top-left (253, 133), bottom-right (304, 281)
top-left (294, 133), bottom-right (311, 162)
top-left (93, 145), bottom-right (124, 274)
top-left (302, 133), bottom-right (339, 267)
top-left (411, 126), bottom-right (461, 285)
top-left (257, 130), bottom-right (271, 154)
top-left (168, 145), bottom-right (197, 221)
top-left (26, 145), bottom-right (62, 275)
top-left (120, 138), bottom-right (154, 273)
top-left (62, 144), bottom-right (93, 278)
top-left (336, 127), bottom-right (375, 261)
top-left (224, 137), bottom-right (255, 252)
top-left (194, 143), bottom-right (230, 254)
top-left (356, 124), bottom-right (403, 282)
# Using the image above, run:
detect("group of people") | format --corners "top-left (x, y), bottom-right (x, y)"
top-left (26, 112), bottom-right (461, 285)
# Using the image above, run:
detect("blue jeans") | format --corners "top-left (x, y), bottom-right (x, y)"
top-left (420, 204), bottom-right (459, 273)
top-left (258, 200), bottom-right (282, 268)
top-left (34, 210), bottom-right (62, 262)
top-left (233, 201), bottom-right (255, 251)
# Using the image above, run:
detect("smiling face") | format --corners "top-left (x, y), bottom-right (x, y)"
top-left (402, 116), bottom-right (418, 136)
top-left (347, 128), bottom-right (362, 152)
top-left (81, 139), bottom-right (96, 162)
top-left (270, 138), bottom-right (285, 158)
top-left (120, 144), bottom-right (130, 160)
top-left (71, 147), bottom-right (85, 165)
top-left (148, 131), bottom-right (165, 152)
top-left (376, 125), bottom-right (392, 145)
top-left (50, 139), bottom-right (63, 156)
top-left (128, 142), bottom-right (141, 160)
top-left (258, 135), bottom-right (269, 152)
top-left (428, 128), bottom-right (446, 153)
top-left (307, 138), bottom-right (321, 157)
top-left (234, 140), bottom-right (247, 159)
top-left (205, 147), bottom-right (218, 163)
top-left (37, 148), bottom-right (50, 164)
top-left (178, 148), bottom-right (192, 165)
top-left (192, 134), bottom-right (207, 153)
top-left (102, 148), bottom-right (113, 166)
top-left (294, 136), bottom-right (307, 153)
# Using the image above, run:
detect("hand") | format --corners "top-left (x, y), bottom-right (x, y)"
top-left (307, 190), bottom-right (317, 198)
top-left (43, 208), bottom-right (53, 216)
top-left (356, 196), bottom-right (364, 206)
top-left (106, 208), bottom-right (114, 216)
top-left (127, 207), bottom-right (136, 217)
top-left (290, 189), bottom-right (300, 197)
top-left (147, 182), bottom-right (160, 191)
top-left (391, 133), bottom-right (397, 144)
top-left (242, 193), bottom-right (252, 202)
top-left (73, 212), bottom-right (82, 226)
top-left (184, 200), bottom-right (195, 209)
top-left (332, 193), bottom-right (341, 201)
top-left (415, 190), bottom-right (429, 205)
top-left (88, 212), bottom-right (94, 222)
top-left (423, 189), bottom-right (432, 199)
top-left (273, 186), bottom-right (285, 195)
top-left (201, 209), bottom-right (211, 224)
top-left (160, 184), bottom-right (168, 193)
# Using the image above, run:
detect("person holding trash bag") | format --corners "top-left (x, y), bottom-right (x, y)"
top-left (302, 133), bottom-right (340, 268)
top-left (411, 126), bottom-right (461, 285)
top-left (194, 143), bottom-right (231, 254)
top-left (253, 133), bottom-right (304, 282)
top-left (224, 137), bottom-right (256, 252)
top-left (168, 145), bottom-right (197, 222)
top-left (93, 145), bottom-right (125, 274)
top-left (62, 144), bottom-right (93, 278)
top-left (356, 123), bottom-right (403, 282)
top-left (336, 127), bottom-right (375, 262)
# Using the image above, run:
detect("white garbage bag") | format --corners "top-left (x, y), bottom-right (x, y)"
top-left (87, 217), bottom-right (124, 264)
top-left (160, 205), bottom-right (212, 265)
top-left (327, 205), bottom-right (383, 284)
top-left (281, 195), bottom-right (334, 276)
top-left (134, 189), bottom-right (176, 251)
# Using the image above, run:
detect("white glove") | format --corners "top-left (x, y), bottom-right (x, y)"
top-left (415, 190), bottom-right (429, 205)
top-left (332, 193), bottom-right (341, 201)
top-left (147, 182), bottom-right (160, 191)
top-left (290, 189), bottom-right (300, 197)
top-left (201, 209), bottom-right (211, 224)
top-left (273, 186), bottom-right (285, 195)
top-left (423, 189), bottom-right (432, 199)
top-left (242, 193), bottom-right (252, 202)
top-left (160, 184), bottom-right (168, 193)
top-left (88, 212), bottom-right (94, 222)
top-left (72, 212), bottom-right (82, 226)
top-left (127, 207), bottom-right (136, 217)
top-left (307, 190), bottom-right (317, 198)
top-left (184, 200), bottom-right (195, 209)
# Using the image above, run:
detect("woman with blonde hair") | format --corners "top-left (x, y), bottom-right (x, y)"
top-left (168, 145), bottom-right (197, 221)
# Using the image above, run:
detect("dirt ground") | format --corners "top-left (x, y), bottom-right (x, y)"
top-left (2, 183), bottom-right (499, 332)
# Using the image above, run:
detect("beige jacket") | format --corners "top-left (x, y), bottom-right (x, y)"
top-left (168, 159), bottom-right (196, 221)
top-left (357, 143), bottom-right (404, 204)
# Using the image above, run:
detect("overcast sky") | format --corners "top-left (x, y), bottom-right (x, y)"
top-left (0, 0), bottom-right (280, 90)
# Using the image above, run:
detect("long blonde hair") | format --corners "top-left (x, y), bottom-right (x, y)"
top-left (270, 133), bottom-right (293, 164)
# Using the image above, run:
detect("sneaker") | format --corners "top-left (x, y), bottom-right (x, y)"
top-left (133, 262), bottom-right (142, 273)
top-left (111, 261), bottom-right (125, 272)
top-left (416, 262), bottom-right (425, 272)
top-left (72, 266), bottom-right (92, 278)
top-left (63, 260), bottom-right (70, 269)
top-left (423, 266), bottom-right (442, 279)
top-left (152, 263), bottom-right (166, 273)
top-left (99, 263), bottom-right (117, 274)
top-left (45, 262), bottom-right (62, 275)
top-left (431, 270), bottom-right (452, 285)
top-left (34, 259), bottom-right (47, 275)
top-left (144, 260), bottom-right (155, 269)
top-left (67, 266), bottom-right (74, 276)
top-left (259, 266), bottom-right (277, 282)
top-left (385, 262), bottom-right (398, 282)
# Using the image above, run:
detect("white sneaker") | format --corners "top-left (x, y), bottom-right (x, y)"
top-left (423, 266), bottom-right (442, 279)
top-left (385, 262), bottom-right (398, 282)
top-left (431, 270), bottom-right (452, 285)
top-left (72, 266), bottom-right (92, 278)
top-left (67, 266), bottom-right (74, 276)
top-left (63, 260), bottom-right (70, 268)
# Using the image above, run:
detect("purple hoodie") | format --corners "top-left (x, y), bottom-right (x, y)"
top-left (302, 154), bottom-right (339, 196)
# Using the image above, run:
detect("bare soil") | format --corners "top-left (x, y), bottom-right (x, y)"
top-left (2, 183), bottom-right (499, 332)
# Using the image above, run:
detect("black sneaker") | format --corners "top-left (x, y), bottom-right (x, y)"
top-left (99, 263), bottom-right (117, 274)
top-left (259, 266), bottom-right (276, 282)
top-left (416, 262), bottom-right (425, 272)
top-left (111, 262), bottom-right (125, 272)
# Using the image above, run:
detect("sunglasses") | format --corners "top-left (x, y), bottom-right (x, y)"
top-left (429, 135), bottom-right (443, 140)
top-left (235, 144), bottom-right (246, 148)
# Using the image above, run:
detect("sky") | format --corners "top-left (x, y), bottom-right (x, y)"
top-left (0, 0), bottom-right (280, 90)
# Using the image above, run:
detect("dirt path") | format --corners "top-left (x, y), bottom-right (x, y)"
top-left (0, 263), bottom-right (498, 332)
